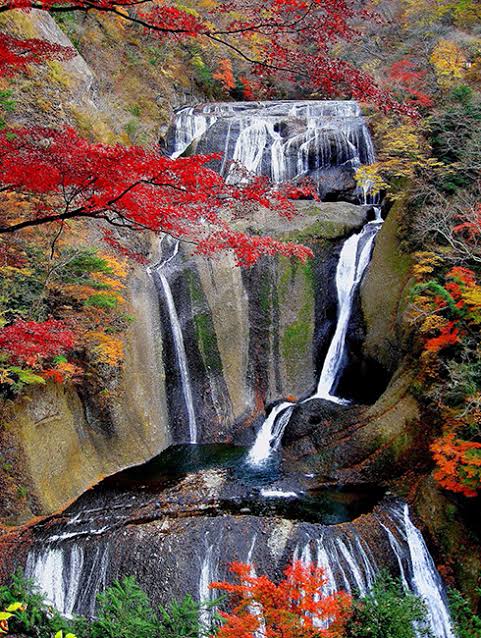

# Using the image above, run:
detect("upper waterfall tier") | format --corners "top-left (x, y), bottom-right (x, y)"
top-left (166, 101), bottom-right (375, 196)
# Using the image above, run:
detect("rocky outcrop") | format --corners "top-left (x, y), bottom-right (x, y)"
top-left (157, 201), bottom-right (372, 442)
top-left (283, 366), bottom-right (422, 482)
top-left (360, 199), bottom-right (413, 374)
top-left (3, 265), bottom-right (170, 521)
top-left (280, 202), bottom-right (420, 485)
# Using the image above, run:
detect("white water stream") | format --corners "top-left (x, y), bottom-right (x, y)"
top-left (248, 210), bottom-right (383, 466)
top-left (294, 502), bottom-right (455, 638)
top-left (312, 210), bottom-right (383, 403)
top-left (150, 238), bottom-right (198, 444)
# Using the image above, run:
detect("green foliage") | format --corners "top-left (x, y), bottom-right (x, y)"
top-left (84, 294), bottom-right (119, 309)
top-left (347, 572), bottom-right (431, 638)
top-left (0, 90), bottom-right (15, 129)
top-left (448, 588), bottom-right (481, 638)
top-left (158, 595), bottom-right (210, 638)
top-left (0, 571), bottom-right (74, 638)
top-left (0, 361), bottom-right (46, 393)
top-left (411, 280), bottom-right (464, 318)
top-left (90, 577), bottom-right (158, 638)
top-left (90, 577), bottom-right (208, 638)
top-left (128, 104), bottom-right (141, 117)
top-left (56, 249), bottom-right (116, 283)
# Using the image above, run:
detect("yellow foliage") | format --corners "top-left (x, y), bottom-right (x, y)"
top-left (70, 106), bottom-right (119, 144)
top-left (101, 254), bottom-right (128, 278)
top-left (463, 286), bottom-right (481, 321)
top-left (92, 273), bottom-right (126, 291)
top-left (371, 119), bottom-right (444, 198)
top-left (401, 0), bottom-right (480, 27)
top-left (430, 40), bottom-right (466, 88)
top-left (420, 314), bottom-right (449, 335)
top-left (412, 251), bottom-right (443, 282)
top-left (354, 164), bottom-right (387, 197)
top-left (47, 61), bottom-right (73, 89)
top-left (88, 332), bottom-right (124, 366)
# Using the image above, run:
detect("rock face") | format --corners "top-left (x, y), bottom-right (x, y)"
top-left (360, 199), bottom-right (413, 375)
top-left (153, 200), bottom-right (373, 444)
top-left (7, 265), bottom-right (170, 518)
top-left (1, 198), bottom-right (375, 522)
top-left (6, 453), bottom-right (454, 638)
top-left (283, 367), bottom-right (422, 483)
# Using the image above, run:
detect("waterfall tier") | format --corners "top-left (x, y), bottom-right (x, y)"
top-left (22, 498), bottom-right (454, 638)
top-left (167, 101), bottom-right (374, 197)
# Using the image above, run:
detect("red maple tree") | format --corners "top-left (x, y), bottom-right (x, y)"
top-left (432, 433), bottom-right (481, 498)
top-left (387, 58), bottom-right (433, 108)
top-left (0, 0), bottom-right (415, 114)
top-left (0, 319), bottom-right (76, 367)
top-left (210, 561), bottom-right (352, 638)
top-left (0, 33), bottom-right (74, 77)
top-left (0, 127), bottom-right (313, 266)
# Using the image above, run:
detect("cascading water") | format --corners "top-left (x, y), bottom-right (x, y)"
top-left (199, 539), bottom-right (219, 635)
top-left (167, 101), bottom-right (375, 191)
top-left (311, 209), bottom-right (383, 403)
top-left (247, 401), bottom-right (294, 465)
top-left (150, 237), bottom-right (198, 444)
top-left (25, 543), bottom-right (109, 619)
top-left (16, 101), bottom-right (456, 638)
top-left (294, 502), bottom-right (454, 638)
top-left (386, 503), bottom-right (455, 638)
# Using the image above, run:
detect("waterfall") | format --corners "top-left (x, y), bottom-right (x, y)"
top-left (152, 238), bottom-right (198, 444)
top-left (199, 542), bottom-right (217, 634)
top-left (294, 502), bottom-right (454, 638)
top-left (168, 101), bottom-right (375, 189)
top-left (25, 543), bottom-right (109, 618)
top-left (386, 503), bottom-right (455, 638)
top-left (171, 106), bottom-right (217, 158)
top-left (245, 535), bottom-right (267, 638)
top-left (247, 401), bottom-right (294, 465)
top-left (246, 214), bottom-right (382, 463)
top-left (312, 215), bottom-right (382, 403)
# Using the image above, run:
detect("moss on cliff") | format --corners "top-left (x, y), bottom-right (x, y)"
top-left (415, 477), bottom-right (481, 602)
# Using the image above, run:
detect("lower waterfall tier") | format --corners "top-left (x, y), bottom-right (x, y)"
top-left (4, 444), bottom-right (454, 638)
top-left (22, 501), bottom-right (454, 638)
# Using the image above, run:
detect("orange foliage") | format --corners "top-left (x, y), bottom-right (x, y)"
top-left (213, 58), bottom-right (236, 91)
top-left (425, 321), bottom-right (459, 352)
top-left (211, 561), bottom-right (352, 638)
top-left (432, 433), bottom-right (481, 497)
top-left (87, 331), bottom-right (124, 366)
top-left (239, 75), bottom-right (255, 101)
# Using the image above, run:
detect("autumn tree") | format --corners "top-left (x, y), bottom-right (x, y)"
top-left (0, 0), bottom-right (414, 113)
top-left (410, 249), bottom-right (481, 498)
top-left (0, 127), bottom-right (313, 265)
top-left (210, 561), bottom-right (352, 638)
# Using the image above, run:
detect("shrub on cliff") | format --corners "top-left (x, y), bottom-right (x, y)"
top-left (347, 572), bottom-right (430, 638)
top-left (448, 588), bottom-right (481, 638)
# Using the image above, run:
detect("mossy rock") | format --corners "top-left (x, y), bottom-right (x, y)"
top-left (361, 198), bottom-right (413, 373)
